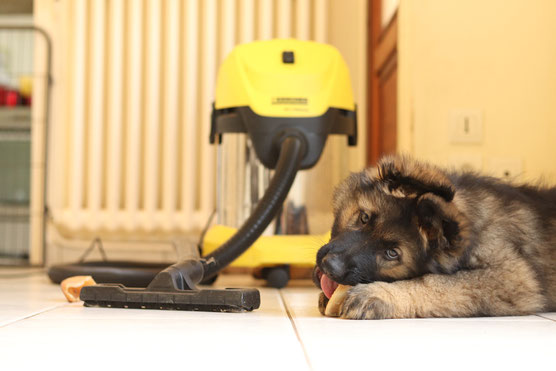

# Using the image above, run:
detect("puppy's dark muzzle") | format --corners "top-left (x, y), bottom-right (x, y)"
top-left (316, 240), bottom-right (351, 284)
top-left (321, 254), bottom-right (346, 278)
top-left (317, 253), bottom-right (349, 284)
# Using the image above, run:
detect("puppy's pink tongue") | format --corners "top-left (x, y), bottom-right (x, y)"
top-left (320, 274), bottom-right (339, 299)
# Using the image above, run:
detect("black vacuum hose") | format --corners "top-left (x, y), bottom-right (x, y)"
top-left (201, 135), bottom-right (306, 279)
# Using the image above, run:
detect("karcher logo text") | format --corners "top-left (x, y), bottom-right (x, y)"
top-left (271, 97), bottom-right (308, 105)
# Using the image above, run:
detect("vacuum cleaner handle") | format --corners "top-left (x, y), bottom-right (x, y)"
top-left (201, 133), bottom-right (307, 279)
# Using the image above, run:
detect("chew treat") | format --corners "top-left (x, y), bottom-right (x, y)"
top-left (61, 276), bottom-right (96, 302)
top-left (324, 284), bottom-right (350, 317)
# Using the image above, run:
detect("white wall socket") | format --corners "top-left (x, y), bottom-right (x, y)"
top-left (448, 154), bottom-right (483, 172)
top-left (487, 157), bottom-right (523, 181)
top-left (450, 109), bottom-right (483, 144)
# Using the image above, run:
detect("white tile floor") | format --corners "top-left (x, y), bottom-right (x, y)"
top-left (1, 269), bottom-right (555, 371)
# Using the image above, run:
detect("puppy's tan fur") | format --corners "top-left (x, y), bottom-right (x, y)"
top-left (317, 155), bottom-right (556, 319)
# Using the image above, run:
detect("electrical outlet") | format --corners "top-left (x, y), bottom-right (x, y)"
top-left (448, 154), bottom-right (482, 172)
top-left (450, 110), bottom-right (483, 144)
top-left (487, 157), bottom-right (523, 181)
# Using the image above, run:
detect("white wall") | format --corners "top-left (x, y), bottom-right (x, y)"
top-left (398, 0), bottom-right (556, 183)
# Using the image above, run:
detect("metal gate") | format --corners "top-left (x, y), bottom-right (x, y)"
top-left (0, 26), bottom-right (50, 265)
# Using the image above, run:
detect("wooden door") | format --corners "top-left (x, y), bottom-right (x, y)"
top-left (367, 0), bottom-right (398, 165)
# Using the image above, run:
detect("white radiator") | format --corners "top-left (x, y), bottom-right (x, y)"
top-left (51, 0), bottom-right (330, 233)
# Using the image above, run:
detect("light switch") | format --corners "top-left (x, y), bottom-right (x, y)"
top-left (450, 110), bottom-right (483, 144)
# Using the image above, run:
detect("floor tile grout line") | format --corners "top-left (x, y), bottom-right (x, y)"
top-left (535, 314), bottom-right (556, 323)
top-left (0, 304), bottom-right (68, 329)
top-left (278, 290), bottom-right (314, 371)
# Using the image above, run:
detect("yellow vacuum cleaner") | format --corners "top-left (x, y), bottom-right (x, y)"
top-left (79, 39), bottom-right (356, 312)
top-left (203, 39), bottom-right (356, 288)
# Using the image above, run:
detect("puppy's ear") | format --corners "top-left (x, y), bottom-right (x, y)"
top-left (416, 194), bottom-right (468, 251)
top-left (377, 155), bottom-right (455, 201)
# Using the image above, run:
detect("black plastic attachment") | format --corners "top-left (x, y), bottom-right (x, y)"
top-left (147, 259), bottom-right (204, 291)
top-left (210, 106), bottom-right (357, 169)
top-left (81, 285), bottom-right (260, 312)
top-left (80, 259), bottom-right (260, 312)
top-left (282, 51), bottom-right (295, 63)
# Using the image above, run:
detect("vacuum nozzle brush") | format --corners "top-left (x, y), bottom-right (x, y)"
top-left (80, 259), bottom-right (261, 312)
top-left (80, 284), bottom-right (260, 312)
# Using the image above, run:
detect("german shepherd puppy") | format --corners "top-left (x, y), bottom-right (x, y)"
top-left (314, 155), bottom-right (556, 319)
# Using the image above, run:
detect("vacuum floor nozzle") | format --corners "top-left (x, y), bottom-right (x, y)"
top-left (81, 284), bottom-right (260, 312)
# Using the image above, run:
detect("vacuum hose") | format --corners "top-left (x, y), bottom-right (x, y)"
top-left (201, 135), bottom-right (306, 279)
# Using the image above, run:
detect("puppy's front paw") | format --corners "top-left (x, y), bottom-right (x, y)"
top-left (340, 283), bottom-right (396, 320)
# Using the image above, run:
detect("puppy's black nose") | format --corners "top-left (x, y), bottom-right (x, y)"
top-left (321, 254), bottom-right (346, 279)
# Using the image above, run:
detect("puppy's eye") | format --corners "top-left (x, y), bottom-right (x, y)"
top-left (385, 249), bottom-right (399, 260)
top-left (359, 211), bottom-right (370, 224)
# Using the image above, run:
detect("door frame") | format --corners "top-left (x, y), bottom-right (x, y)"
top-left (366, 0), bottom-right (398, 166)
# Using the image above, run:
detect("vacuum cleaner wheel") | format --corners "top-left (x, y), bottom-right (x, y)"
top-left (262, 265), bottom-right (290, 289)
